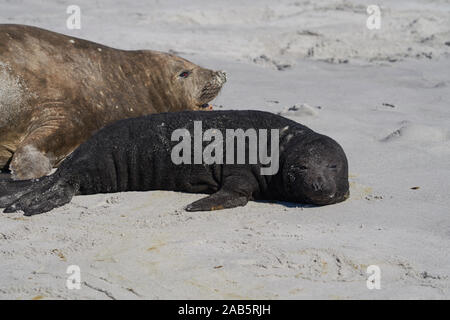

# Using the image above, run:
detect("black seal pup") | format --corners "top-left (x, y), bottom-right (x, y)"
top-left (0, 24), bottom-right (226, 180)
top-left (0, 110), bottom-right (349, 215)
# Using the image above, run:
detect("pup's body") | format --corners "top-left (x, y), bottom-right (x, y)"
top-left (0, 110), bottom-right (349, 215)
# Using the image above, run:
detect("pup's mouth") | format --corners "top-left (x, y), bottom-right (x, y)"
top-left (306, 189), bottom-right (349, 206)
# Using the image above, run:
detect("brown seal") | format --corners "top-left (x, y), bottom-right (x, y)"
top-left (0, 24), bottom-right (226, 180)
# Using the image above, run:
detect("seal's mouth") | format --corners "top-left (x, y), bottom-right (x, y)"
top-left (199, 103), bottom-right (213, 110)
top-left (306, 189), bottom-right (349, 206)
top-left (196, 71), bottom-right (226, 110)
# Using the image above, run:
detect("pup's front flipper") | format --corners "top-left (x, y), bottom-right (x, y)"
top-left (185, 175), bottom-right (257, 212)
top-left (3, 180), bottom-right (77, 216)
top-left (185, 189), bottom-right (249, 211)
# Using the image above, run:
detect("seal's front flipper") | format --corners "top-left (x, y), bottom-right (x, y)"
top-left (9, 106), bottom-right (85, 180)
top-left (185, 189), bottom-right (249, 212)
top-left (3, 180), bottom-right (76, 216)
top-left (10, 144), bottom-right (53, 180)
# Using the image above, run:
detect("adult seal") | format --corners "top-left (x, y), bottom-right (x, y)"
top-left (0, 24), bottom-right (226, 180)
top-left (0, 110), bottom-right (349, 216)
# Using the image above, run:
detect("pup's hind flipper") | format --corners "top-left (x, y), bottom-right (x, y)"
top-left (3, 180), bottom-right (76, 216)
top-left (0, 178), bottom-right (40, 208)
top-left (0, 177), bottom-right (32, 192)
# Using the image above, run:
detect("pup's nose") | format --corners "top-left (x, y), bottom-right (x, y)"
top-left (216, 70), bottom-right (227, 84)
top-left (312, 181), bottom-right (323, 192)
top-left (312, 176), bottom-right (324, 192)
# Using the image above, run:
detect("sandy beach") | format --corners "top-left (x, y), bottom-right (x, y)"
top-left (0, 0), bottom-right (449, 299)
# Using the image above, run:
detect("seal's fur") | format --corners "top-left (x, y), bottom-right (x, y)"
top-left (0, 110), bottom-right (349, 216)
top-left (0, 24), bottom-right (226, 179)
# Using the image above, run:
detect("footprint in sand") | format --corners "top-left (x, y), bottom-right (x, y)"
top-left (381, 122), bottom-right (449, 143)
top-left (278, 103), bottom-right (320, 118)
top-left (348, 180), bottom-right (383, 202)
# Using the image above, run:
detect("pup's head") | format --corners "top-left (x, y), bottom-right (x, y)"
top-left (282, 136), bottom-right (349, 205)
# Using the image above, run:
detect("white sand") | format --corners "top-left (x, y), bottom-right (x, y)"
top-left (0, 0), bottom-right (449, 299)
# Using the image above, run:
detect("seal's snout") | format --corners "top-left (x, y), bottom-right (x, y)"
top-left (308, 178), bottom-right (337, 205)
top-left (312, 177), bottom-right (324, 192)
top-left (215, 70), bottom-right (227, 85)
top-left (196, 70), bottom-right (226, 106)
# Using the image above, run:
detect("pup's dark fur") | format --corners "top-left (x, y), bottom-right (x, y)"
top-left (0, 110), bottom-right (349, 215)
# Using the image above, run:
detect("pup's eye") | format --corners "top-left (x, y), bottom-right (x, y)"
top-left (328, 164), bottom-right (337, 169)
top-left (179, 71), bottom-right (190, 78)
top-left (292, 165), bottom-right (307, 171)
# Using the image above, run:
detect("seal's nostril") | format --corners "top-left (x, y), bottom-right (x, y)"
top-left (312, 181), bottom-right (322, 191)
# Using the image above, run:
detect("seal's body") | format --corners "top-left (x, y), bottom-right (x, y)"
top-left (0, 110), bottom-right (349, 216)
top-left (0, 24), bottom-right (226, 180)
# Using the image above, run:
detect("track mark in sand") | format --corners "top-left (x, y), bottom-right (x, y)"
top-left (252, 54), bottom-right (292, 71)
top-left (278, 103), bottom-right (320, 118)
top-left (0, 282), bottom-right (70, 300)
top-left (147, 240), bottom-right (167, 252)
top-left (364, 194), bottom-right (383, 201)
top-left (84, 276), bottom-right (142, 298)
top-left (290, 249), bottom-right (364, 282)
top-left (83, 281), bottom-right (116, 300)
top-left (393, 261), bottom-right (449, 293)
top-left (94, 195), bottom-right (122, 209)
top-left (348, 182), bottom-right (382, 201)
top-left (254, 248), bottom-right (364, 282)
top-left (125, 287), bottom-right (141, 297)
top-left (185, 279), bottom-right (249, 299)
top-left (50, 248), bottom-right (67, 261)
top-left (381, 123), bottom-right (449, 143)
top-left (382, 102), bottom-right (396, 108)
top-left (254, 249), bottom-right (449, 292)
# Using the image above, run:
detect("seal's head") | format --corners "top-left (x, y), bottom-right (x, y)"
top-left (282, 136), bottom-right (349, 205)
top-left (151, 52), bottom-right (226, 111)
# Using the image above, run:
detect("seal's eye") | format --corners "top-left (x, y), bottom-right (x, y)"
top-left (328, 164), bottom-right (337, 170)
top-left (179, 71), bottom-right (190, 78)
top-left (291, 165), bottom-right (308, 175)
